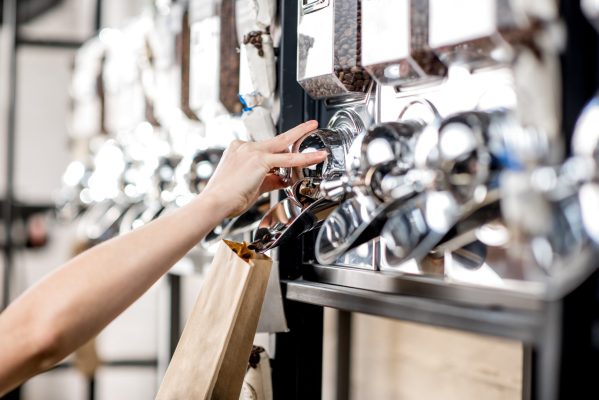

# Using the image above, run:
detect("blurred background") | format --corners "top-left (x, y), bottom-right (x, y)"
top-left (0, 2), bottom-right (169, 399)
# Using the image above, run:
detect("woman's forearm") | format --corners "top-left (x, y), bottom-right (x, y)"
top-left (0, 192), bottom-right (228, 394)
top-left (0, 121), bottom-right (325, 395)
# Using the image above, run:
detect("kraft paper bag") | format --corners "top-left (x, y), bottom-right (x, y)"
top-left (74, 338), bottom-right (101, 378)
top-left (156, 240), bottom-right (272, 400)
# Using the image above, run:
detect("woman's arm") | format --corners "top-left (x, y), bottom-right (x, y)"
top-left (0, 121), bottom-right (325, 395)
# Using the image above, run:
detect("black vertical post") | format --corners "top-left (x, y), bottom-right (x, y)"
top-left (335, 311), bottom-right (352, 400)
top-left (88, 377), bottom-right (96, 400)
top-left (272, 298), bottom-right (324, 400)
top-left (2, 0), bottom-right (18, 311)
top-left (521, 345), bottom-right (533, 400)
top-left (276, 0), bottom-right (304, 133)
top-left (94, 0), bottom-right (103, 31)
top-left (558, 270), bottom-right (599, 399)
top-left (168, 274), bottom-right (182, 359)
top-left (273, 0), bottom-right (324, 399)
top-left (87, 5), bottom-right (103, 399)
top-left (556, 2), bottom-right (599, 399)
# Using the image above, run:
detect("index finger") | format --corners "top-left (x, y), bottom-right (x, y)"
top-left (258, 120), bottom-right (319, 152)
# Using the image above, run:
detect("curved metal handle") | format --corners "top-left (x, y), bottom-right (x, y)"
top-left (320, 176), bottom-right (353, 202)
top-left (398, 98), bottom-right (441, 125)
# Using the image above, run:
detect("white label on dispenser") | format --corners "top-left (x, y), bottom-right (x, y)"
top-left (362, 0), bottom-right (410, 66)
top-left (297, 2), bottom-right (334, 80)
top-left (429, 0), bottom-right (497, 48)
top-left (243, 106), bottom-right (277, 142)
top-left (189, 17), bottom-right (220, 112)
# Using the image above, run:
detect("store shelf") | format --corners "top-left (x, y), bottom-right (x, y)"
top-left (302, 263), bottom-right (546, 311)
top-left (282, 278), bottom-right (547, 343)
top-left (298, 244), bottom-right (599, 308)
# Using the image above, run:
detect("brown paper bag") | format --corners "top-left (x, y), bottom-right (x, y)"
top-left (156, 240), bottom-right (272, 400)
top-left (74, 338), bottom-right (101, 378)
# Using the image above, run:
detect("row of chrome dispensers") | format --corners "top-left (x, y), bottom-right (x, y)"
top-left (249, 0), bottom-right (599, 297)
top-left (58, 0), bottom-right (599, 297)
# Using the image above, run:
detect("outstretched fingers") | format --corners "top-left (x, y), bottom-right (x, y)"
top-left (257, 120), bottom-right (319, 152)
top-left (266, 150), bottom-right (327, 169)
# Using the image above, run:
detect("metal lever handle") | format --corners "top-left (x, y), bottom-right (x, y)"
top-left (320, 176), bottom-right (353, 202)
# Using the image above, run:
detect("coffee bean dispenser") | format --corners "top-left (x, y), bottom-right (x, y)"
top-left (428, 0), bottom-right (526, 69)
top-left (361, 0), bottom-right (446, 87)
top-left (297, 0), bottom-right (373, 102)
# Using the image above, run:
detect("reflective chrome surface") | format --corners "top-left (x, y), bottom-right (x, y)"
top-left (186, 148), bottom-right (224, 194)
top-left (315, 194), bottom-right (384, 264)
top-left (286, 109), bottom-right (366, 202)
top-left (250, 197), bottom-right (338, 253)
top-left (315, 119), bottom-right (423, 264)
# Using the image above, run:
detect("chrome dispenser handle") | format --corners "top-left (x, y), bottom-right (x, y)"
top-left (320, 175), bottom-right (354, 202)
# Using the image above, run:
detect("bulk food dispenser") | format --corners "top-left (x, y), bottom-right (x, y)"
top-left (361, 0), bottom-right (446, 87)
top-left (297, 0), bottom-right (372, 103)
top-left (250, 0), bottom-right (376, 259)
top-left (282, 0), bottom-right (599, 313)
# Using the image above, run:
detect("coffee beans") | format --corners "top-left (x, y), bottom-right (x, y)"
top-left (299, 0), bottom-right (372, 99)
top-left (219, 0), bottom-right (242, 114)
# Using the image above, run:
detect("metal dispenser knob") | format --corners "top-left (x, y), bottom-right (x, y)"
top-left (436, 113), bottom-right (492, 203)
top-left (186, 148), bottom-right (224, 194)
top-left (284, 109), bottom-right (366, 203)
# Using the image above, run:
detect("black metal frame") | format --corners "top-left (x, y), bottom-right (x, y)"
top-left (272, 1), bottom-right (599, 399)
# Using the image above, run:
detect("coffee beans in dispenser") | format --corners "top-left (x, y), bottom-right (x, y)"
top-left (297, 0), bottom-right (372, 101)
top-left (361, 0), bottom-right (446, 87)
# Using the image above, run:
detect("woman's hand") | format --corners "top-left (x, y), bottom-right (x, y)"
top-left (202, 120), bottom-right (326, 216)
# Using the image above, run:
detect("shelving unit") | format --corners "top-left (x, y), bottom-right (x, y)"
top-left (271, 2), bottom-right (599, 400)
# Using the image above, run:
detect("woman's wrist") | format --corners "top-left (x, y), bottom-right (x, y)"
top-left (194, 190), bottom-right (236, 221)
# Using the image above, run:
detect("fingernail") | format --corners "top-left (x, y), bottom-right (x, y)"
top-left (305, 120), bottom-right (318, 127)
